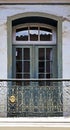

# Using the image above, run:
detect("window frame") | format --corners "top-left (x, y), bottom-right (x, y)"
top-left (7, 12), bottom-right (62, 80)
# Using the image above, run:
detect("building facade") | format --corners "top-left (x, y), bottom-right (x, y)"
top-left (0, 0), bottom-right (70, 117)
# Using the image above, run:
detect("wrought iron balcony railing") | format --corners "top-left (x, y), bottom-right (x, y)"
top-left (0, 78), bottom-right (69, 117)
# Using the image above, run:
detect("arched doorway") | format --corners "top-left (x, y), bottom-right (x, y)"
top-left (7, 13), bottom-right (62, 117)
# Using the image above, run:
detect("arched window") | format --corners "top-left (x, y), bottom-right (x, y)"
top-left (13, 23), bottom-right (56, 44)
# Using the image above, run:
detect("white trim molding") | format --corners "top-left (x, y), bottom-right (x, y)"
top-left (0, 118), bottom-right (70, 127)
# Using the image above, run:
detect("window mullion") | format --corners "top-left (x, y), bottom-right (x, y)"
top-left (28, 26), bottom-right (30, 41)
top-left (45, 48), bottom-right (46, 79)
top-left (22, 48), bottom-right (23, 79)
top-left (38, 26), bottom-right (40, 41)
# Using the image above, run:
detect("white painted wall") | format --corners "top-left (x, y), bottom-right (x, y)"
top-left (62, 21), bottom-right (70, 78)
top-left (0, 5), bottom-right (70, 117)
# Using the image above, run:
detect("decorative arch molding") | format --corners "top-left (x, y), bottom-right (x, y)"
top-left (7, 12), bottom-right (62, 79)
top-left (9, 12), bottom-right (62, 21)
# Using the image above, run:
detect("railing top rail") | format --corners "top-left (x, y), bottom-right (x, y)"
top-left (0, 78), bottom-right (70, 81)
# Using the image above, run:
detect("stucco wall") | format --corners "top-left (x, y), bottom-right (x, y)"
top-left (62, 21), bottom-right (70, 78)
top-left (0, 4), bottom-right (70, 117)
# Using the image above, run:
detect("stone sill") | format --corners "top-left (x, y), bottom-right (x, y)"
top-left (0, 117), bottom-right (70, 127)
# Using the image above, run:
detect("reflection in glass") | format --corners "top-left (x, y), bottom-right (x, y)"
top-left (30, 27), bottom-right (38, 41)
top-left (16, 26), bottom-right (53, 41)
top-left (16, 27), bottom-right (28, 41)
top-left (40, 27), bottom-right (52, 41)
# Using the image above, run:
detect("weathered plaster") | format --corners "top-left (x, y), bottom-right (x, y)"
top-left (0, 5), bottom-right (70, 21)
top-left (63, 82), bottom-right (70, 116)
top-left (62, 21), bottom-right (70, 78)
top-left (0, 23), bottom-right (7, 79)
top-left (0, 85), bottom-right (7, 117)
top-left (0, 23), bottom-right (7, 117)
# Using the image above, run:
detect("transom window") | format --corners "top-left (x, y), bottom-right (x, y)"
top-left (16, 27), bottom-right (52, 41)
top-left (13, 23), bottom-right (56, 44)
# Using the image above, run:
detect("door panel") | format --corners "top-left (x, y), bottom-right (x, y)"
top-left (38, 47), bottom-right (52, 79)
top-left (35, 46), bottom-right (57, 86)
top-left (13, 46), bottom-right (32, 85)
top-left (36, 46), bottom-right (56, 77)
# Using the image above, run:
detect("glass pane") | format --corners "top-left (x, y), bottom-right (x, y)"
top-left (24, 48), bottom-right (30, 60)
top-left (40, 27), bottom-right (52, 41)
top-left (39, 61), bottom-right (45, 72)
top-left (46, 49), bottom-right (52, 60)
top-left (38, 74), bottom-right (45, 86)
top-left (16, 74), bottom-right (22, 78)
top-left (46, 74), bottom-right (50, 78)
top-left (46, 61), bottom-right (50, 73)
top-left (24, 74), bottom-right (30, 86)
top-left (24, 61), bottom-right (30, 72)
top-left (16, 74), bottom-right (22, 85)
top-left (16, 27), bottom-right (28, 41)
top-left (16, 48), bottom-right (22, 60)
top-left (30, 27), bottom-right (38, 41)
top-left (46, 74), bottom-right (50, 85)
top-left (24, 74), bottom-right (30, 78)
top-left (39, 48), bottom-right (45, 60)
top-left (16, 61), bottom-right (22, 72)
top-left (39, 74), bottom-right (44, 78)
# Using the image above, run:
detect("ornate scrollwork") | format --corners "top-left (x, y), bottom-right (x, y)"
top-left (9, 95), bottom-right (16, 103)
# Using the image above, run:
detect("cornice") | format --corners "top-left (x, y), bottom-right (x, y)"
top-left (0, 0), bottom-right (70, 5)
